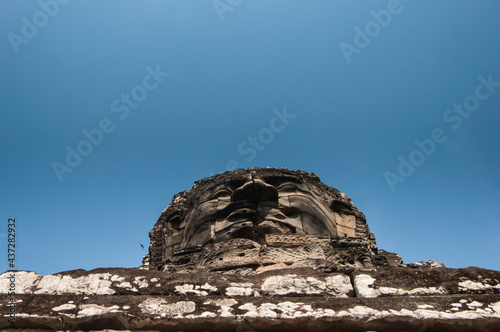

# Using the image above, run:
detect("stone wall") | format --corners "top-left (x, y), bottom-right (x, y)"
top-left (1, 266), bottom-right (499, 331)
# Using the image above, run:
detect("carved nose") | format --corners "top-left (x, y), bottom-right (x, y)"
top-left (231, 178), bottom-right (278, 203)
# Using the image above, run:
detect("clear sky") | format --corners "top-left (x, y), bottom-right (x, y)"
top-left (1, 0), bottom-right (499, 275)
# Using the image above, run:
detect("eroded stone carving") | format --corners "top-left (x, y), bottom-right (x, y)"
top-left (145, 167), bottom-right (398, 274)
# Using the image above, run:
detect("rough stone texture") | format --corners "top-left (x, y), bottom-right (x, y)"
top-left (352, 266), bottom-right (500, 298)
top-left (1, 266), bottom-right (499, 330)
top-left (2, 168), bottom-right (499, 330)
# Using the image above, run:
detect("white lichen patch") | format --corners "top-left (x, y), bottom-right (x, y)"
top-left (150, 278), bottom-right (158, 282)
top-left (226, 283), bottom-right (260, 297)
top-left (200, 283), bottom-right (217, 292)
top-left (337, 305), bottom-right (380, 319)
top-left (13, 314), bottom-right (55, 320)
top-left (231, 282), bottom-right (253, 287)
top-left (116, 281), bottom-right (138, 292)
top-left (116, 281), bottom-right (132, 288)
top-left (34, 273), bottom-right (115, 295)
top-left (300, 304), bottom-right (312, 312)
top-left (410, 260), bottom-right (445, 268)
top-left (458, 280), bottom-right (500, 292)
top-left (353, 275), bottom-right (377, 298)
top-left (206, 298), bottom-right (238, 317)
top-left (354, 274), bottom-right (446, 298)
top-left (123, 305), bottom-right (130, 310)
top-left (226, 286), bottom-right (254, 296)
top-left (489, 300), bottom-right (500, 314)
top-left (110, 275), bottom-right (125, 282)
top-left (175, 283), bottom-right (217, 296)
top-left (467, 301), bottom-right (483, 308)
top-left (239, 303), bottom-right (278, 318)
top-left (261, 274), bottom-right (352, 296)
top-left (325, 275), bottom-right (353, 297)
top-left (52, 303), bottom-right (76, 311)
top-left (77, 304), bottom-right (121, 317)
top-left (0, 271), bottom-right (163, 295)
top-left (199, 311), bottom-right (217, 318)
top-left (418, 304), bottom-right (434, 309)
top-left (236, 301), bottom-right (337, 319)
top-left (134, 277), bottom-right (149, 288)
top-left (408, 286), bottom-right (446, 295)
top-left (334, 303), bottom-right (500, 320)
top-left (378, 286), bottom-right (446, 296)
top-left (0, 271), bottom-right (39, 294)
top-left (277, 301), bottom-right (304, 316)
top-left (139, 299), bottom-right (195, 317)
top-left (295, 304), bottom-right (335, 318)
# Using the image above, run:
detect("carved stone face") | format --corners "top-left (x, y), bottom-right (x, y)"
top-left (147, 168), bottom-right (372, 272)
top-left (179, 173), bottom-right (338, 249)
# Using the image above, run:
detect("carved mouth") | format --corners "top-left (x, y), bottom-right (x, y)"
top-left (213, 219), bottom-right (293, 245)
top-left (225, 207), bottom-right (257, 222)
top-left (257, 220), bottom-right (294, 236)
top-left (214, 207), bottom-right (299, 245)
top-left (228, 221), bottom-right (255, 239)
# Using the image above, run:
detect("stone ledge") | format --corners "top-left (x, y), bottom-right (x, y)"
top-left (0, 268), bottom-right (353, 298)
top-left (3, 266), bottom-right (499, 298)
top-left (1, 294), bottom-right (499, 331)
top-left (1, 267), bottom-right (499, 331)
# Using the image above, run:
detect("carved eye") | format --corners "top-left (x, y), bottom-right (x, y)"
top-left (209, 189), bottom-right (232, 200)
top-left (277, 183), bottom-right (297, 192)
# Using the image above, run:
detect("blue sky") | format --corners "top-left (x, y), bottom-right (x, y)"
top-left (1, 0), bottom-right (499, 275)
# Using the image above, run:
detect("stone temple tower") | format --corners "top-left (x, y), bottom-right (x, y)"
top-left (144, 167), bottom-right (402, 274)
